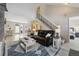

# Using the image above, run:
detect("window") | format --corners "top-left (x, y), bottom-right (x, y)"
top-left (15, 24), bottom-right (20, 34)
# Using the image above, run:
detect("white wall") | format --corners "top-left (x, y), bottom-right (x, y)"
top-left (41, 5), bottom-right (79, 42)
top-left (6, 3), bottom-right (79, 42)
top-left (5, 3), bottom-right (40, 23)
top-left (40, 5), bottom-right (69, 42)
top-left (5, 3), bottom-right (51, 31)
top-left (44, 14), bottom-right (69, 42)
top-left (69, 16), bottom-right (79, 27)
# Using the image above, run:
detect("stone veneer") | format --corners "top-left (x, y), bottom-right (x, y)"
top-left (0, 3), bottom-right (7, 41)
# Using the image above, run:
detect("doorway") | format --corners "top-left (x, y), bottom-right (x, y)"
top-left (69, 16), bottom-right (79, 51)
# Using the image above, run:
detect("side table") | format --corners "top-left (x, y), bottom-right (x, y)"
top-left (53, 38), bottom-right (61, 49)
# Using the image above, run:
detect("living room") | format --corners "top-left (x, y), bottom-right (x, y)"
top-left (1, 3), bottom-right (79, 56)
top-left (3, 3), bottom-right (67, 56)
top-left (4, 3), bottom-right (62, 56)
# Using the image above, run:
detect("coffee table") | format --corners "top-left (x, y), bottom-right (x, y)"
top-left (19, 36), bottom-right (38, 53)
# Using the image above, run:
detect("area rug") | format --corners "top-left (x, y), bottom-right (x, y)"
top-left (8, 43), bottom-right (61, 56)
top-left (8, 43), bottom-right (49, 56)
top-left (56, 48), bottom-right (69, 56)
top-left (69, 49), bottom-right (79, 56)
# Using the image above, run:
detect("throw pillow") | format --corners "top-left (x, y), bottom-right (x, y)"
top-left (45, 33), bottom-right (51, 38)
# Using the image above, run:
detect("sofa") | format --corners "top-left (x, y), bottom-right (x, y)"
top-left (31, 30), bottom-right (55, 47)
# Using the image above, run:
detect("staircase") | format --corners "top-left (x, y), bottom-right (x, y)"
top-left (36, 13), bottom-right (58, 30)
